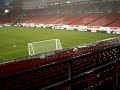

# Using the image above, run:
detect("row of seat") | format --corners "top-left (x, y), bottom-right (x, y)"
top-left (19, 13), bottom-right (120, 27)
top-left (0, 37), bottom-right (119, 77)
top-left (0, 37), bottom-right (120, 90)
top-left (1, 13), bottom-right (120, 27)
top-left (0, 18), bottom-right (16, 24)
top-left (2, 60), bottom-right (119, 90)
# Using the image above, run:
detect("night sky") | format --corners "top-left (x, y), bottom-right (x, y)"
top-left (0, 0), bottom-right (13, 9)
top-left (0, 0), bottom-right (4, 9)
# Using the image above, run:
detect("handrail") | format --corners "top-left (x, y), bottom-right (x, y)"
top-left (1, 44), bottom-right (120, 79)
top-left (0, 44), bottom-right (120, 90)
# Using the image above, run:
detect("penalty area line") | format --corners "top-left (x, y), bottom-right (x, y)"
top-left (0, 55), bottom-right (6, 60)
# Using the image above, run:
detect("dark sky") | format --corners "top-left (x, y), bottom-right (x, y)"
top-left (0, 0), bottom-right (4, 9)
top-left (0, 0), bottom-right (14, 9)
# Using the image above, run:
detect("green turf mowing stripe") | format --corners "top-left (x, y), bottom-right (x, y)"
top-left (0, 55), bottom-right (6, 60)
top-left (0, 26), bottom-right (118, 62)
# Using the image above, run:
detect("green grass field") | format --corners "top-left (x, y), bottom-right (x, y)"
top-left (0, 26), bottom-right (118, 63)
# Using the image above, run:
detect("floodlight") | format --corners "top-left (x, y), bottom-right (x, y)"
top-left (67, 1), bottom-right (70, 3)
top-left (4, 9), bottom-right (9, 13)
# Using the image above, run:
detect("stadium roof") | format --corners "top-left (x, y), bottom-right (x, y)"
top-left (1, 0), bottom-right (119, 10)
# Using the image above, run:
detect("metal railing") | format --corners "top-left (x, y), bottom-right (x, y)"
top-left (0, 44), bottom-right (120, 90)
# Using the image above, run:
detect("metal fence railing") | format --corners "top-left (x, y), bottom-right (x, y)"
top-left (0, 44), bottom-right (120, 90)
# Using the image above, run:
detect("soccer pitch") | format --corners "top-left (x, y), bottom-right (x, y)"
top-left (0, 26), bottom-right (118, 63)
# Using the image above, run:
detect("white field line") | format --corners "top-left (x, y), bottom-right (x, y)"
top-left (0, 37), bottom-right (118, 56)
top-left (0, 56), bottom-right (6, 60)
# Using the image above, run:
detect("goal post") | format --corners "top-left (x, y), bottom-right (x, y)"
top-left (28, 43), bottom-right (35, 56)
top-left (28, 39), bottom-right (62, 56)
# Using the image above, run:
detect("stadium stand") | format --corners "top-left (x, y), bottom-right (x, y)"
top-left (0, 18), bottom-right (11, 24)
top-left (0, 37), bottom-right (120, 90)
top-left (88, 13), bottom-right (120, 27)
top-left (70, 14), bottom-right (105, 25)
top-left (108, 19), bottom-right (120, 27)
top-left (0, 0), bottom-right (120, 90)
top-left (19, 13), bottom-right (120, 27)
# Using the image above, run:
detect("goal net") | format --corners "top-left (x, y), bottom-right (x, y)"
top-left (28, 39), bottom-right (62, 56)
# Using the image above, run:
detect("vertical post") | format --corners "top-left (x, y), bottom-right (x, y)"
top-left (0, 77), bottom-right (3, 90)
top-left (115, 47), bottom-right (120, 90)
top-left (116, 47), bottom-right (120, 61)
top-left (68, 61), bottom-right (73, 90)
top-left (31, 43), bottom-right (35, 56)
top-left (56, 39), bottom-right (57, 50)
